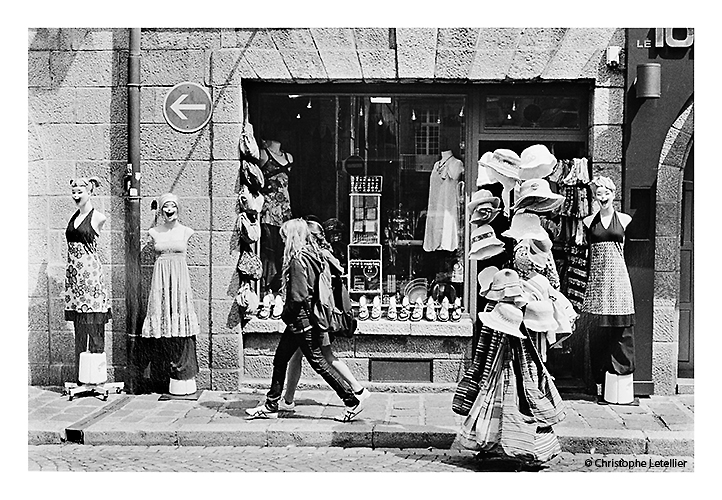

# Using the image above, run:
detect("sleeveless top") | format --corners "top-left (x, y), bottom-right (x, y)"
top-left (260, 147), bottom-right (292, 226)
top-left (581, 211), bottom-right (635, 322)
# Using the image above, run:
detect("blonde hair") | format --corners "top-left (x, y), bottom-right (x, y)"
top-left (70, 177), bottom-right (101, 193)
top-left (592, 176), bottom-right (616, 192)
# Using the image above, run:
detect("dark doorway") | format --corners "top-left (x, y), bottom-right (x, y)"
top-left (678, 145), bottom-right (694, 378)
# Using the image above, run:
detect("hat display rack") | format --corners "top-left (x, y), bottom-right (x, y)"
top-left (472, 144), bottom-right (583, 350)
top-left (235, 88), bottom-right (265, 321)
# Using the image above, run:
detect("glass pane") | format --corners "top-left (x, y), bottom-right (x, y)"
top-left (485, 95), bottom-right (581, 129)
top-left (252, 91), bottom-right (466, 312)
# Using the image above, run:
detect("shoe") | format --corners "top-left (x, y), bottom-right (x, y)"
top-left (386, 295), bottom-right (398, 320)
top-left (278, 399), bottom-right (296, 412)
top-left (450, 297), bottom-right (462, 322)
top-left (410, 297), bottom-right (424, 322)
top-left (271, 295), bottom-right (284, 320)
top-left (358, 295), bottom-right (370, 321)
top-left (245, 402), bottom-right (278, 419)
top-left (335, 391), bottom-right (370, 422)
top-left (425, 297), bottom-right (437, 321)
top-left (438, 297), bottom-right (450, 322)
top-left (398, 296), bottom-right (410, 321)
top-left (370, 296), bottom-right (382, 320)
top-left (257, 292), bottom-right (273, 320)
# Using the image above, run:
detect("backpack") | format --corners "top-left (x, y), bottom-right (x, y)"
top-left (311, 260), bottom-right (357, 339)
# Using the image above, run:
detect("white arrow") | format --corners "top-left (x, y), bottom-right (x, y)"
top-left (170, 94), bottom-right (207, 120)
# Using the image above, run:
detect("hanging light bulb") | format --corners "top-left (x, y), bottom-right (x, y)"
top-left (459, 105), bottom-right (464, 118)
top-left (512, 100), bottom-right (517, 112)
top-left (307, 99), bottom-right (312, 109)
top-left (411, 109), bottom-right (417, 121)
top-left (296, 113), bottom-right (301, 119)
top-left (378, 117), bottom-right (383, 126)
top-left (359, 106), bottom-right (364, 117)
top-left (507, 113), bottom-right (512, 120)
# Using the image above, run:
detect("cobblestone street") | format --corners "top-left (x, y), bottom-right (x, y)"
top-left (28, 445), bottom-right (693, 473)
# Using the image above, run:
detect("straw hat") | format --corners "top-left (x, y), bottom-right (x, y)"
top-left (478, 149), bottom-right (521, 180)
top-left (518, 145), bottom-right (557, 180)
top-left (526, 237), bottom-right (553, 268)
top-left (468, 189), bottom-right (501, 225)
top-left (502, 213), bottom-right (548, 241)
top-left (468, 225), bottom-right (505, 261)
top-left (549, 288), bottom-right (577, 335)
top-left (483, 268), bottom-right (524, 302)
top-left (467, 189), bottom-right (500, 212)
top-left (159, 192), bottom-right (180, 210)
top-left (476, 154), bottom-right (496, 187)
top-left (512, 179), bottom-right (564, 213)
top-left (478, 302), bottom-right (525, 338)
top-left (477, 266), bottom-right (499, 296)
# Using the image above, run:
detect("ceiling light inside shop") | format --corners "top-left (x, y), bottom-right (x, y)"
top-left (370, 97), bottom-right (392, 104)
top-left (288, 95), bottom-right (301, 98)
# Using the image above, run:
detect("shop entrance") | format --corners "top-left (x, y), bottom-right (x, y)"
top-left (678, 146), bottom-right (694, 377)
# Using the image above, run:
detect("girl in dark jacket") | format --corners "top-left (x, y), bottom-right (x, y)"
top-left (246, 218), bottom-right (369, 422)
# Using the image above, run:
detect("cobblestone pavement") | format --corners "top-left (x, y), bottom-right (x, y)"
top-left (28, 445), bottom-right (693, 472)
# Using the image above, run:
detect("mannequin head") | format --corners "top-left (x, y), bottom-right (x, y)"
top-left (592, 176), bottom-right (616, 211)
top-left (70, 177), bottom-right (100, 209)
top-left (158, 193), bottom-right (180, 223)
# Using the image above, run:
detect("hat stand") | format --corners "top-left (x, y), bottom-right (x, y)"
top-left (602, 372), bottom-right (634, 405)
top-left (63, 333), bottom-right (124, 402)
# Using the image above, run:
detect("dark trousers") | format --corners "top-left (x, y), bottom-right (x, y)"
top-left (589, 323), bottom-right (635, 384)
top-left (73, 322), bottom-right (105, 383)
top-left (261, 223), bottom-right (283, 294)
top-left (135, 336), bottom-right (199, 393)
top-left (266, 326), bottom-right (359, 410)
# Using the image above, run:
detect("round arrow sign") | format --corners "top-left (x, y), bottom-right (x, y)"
top-left (163, 82), bottom-right (213, 133)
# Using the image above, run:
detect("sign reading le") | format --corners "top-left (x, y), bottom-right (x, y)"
top-left (163, 82), bottom-right (212, 133)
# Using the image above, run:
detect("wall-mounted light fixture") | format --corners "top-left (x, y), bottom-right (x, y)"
top-left (636, 63), bottom-right (662, 98)
top-left (606, 46), bottom-right (621, 68)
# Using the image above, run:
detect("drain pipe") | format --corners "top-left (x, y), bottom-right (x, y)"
top-left (125, 28), bottom-right (142, 393)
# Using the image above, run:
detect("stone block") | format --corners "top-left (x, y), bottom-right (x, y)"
top-left (655, 237), bottom-right (680, 272)
top-left (196, 299), bottom-right (210, 334)
top-left (212, 197), bottom-right (237, 231)
top-left (674, 105), bottom-right (694, 137)
top-left (243, 354), bottom-right (274, 379)
top-left (57, 28), bottom-right (128, 51)
top-left (210, 368), bottom-right (241, 391)
top-left (187, 265), bottom-right (210, 300)
top-left (519, 28), bottom-right (568, 50)
top-left (356, 320), bottom-right (411, 336)
top-left (212, 123), bottom-right (242, 160)
top-left (28, 262), bottom-right (49, 298)
top-left (279, 49), bottom-right (328, 80)
top-left (655, 202), bottom-right (681, 238)
top-left (652, 304), bottom-right (678, 343)
top-left (140, 124), bottom-right (211, 161)
top-left (396, 28), bottom-right (437, 79)
top-left (353, 28), bottom-right (390, 50)
top-left (28, 51), bottom-right (51, 87)
top-left (28, 197), bottom-right (49, 231)
top-left (354, 336), bottom-right (469, 359)
top-left (373, 424), bottom-right (456, 449)
top-left (49, 327), bottom-right (75, 364)
top-left (437, 28), bottom-right (480, 50)
top-left (45, 160), bottom-right (77, 196)
top-left (209, 231), bottom-right (238, 266)
top-left (186, 229), bottom-right (211, 263)
top-left (28, 28), bottom-right (60, 50)
top-left (267, 421), bottom-right (373, 448)
top-left (243, 332), bottom-right (282, 356)
top-left (592, 87), bottom-right (625, 125)
top-left (211, 265), bottom-right (236, 300)
top-left (317, 50), bottom-right (363, 80)
top-left (659, 127), bottom-right (691, 169)
top-left (357, 49), bottom-right (396, 81)
top-left (652, 342), bottom-right (678, 396)
top-left (42, 124), bottom-right (111, 160)
top-left (432, 359), bottom-right (466, 383)
top-left (28, 230), bottom-right (48, 265)
top-left (28, 88), bottom-right (76, 123)
top-left (437, 49), bottom-right (478, 80)
top-left (468, 50), bottom-right (516, 80)
top-left (507, 49), bottom-right (555, 80)
top-left (46, 262), bottom-right (66, 297)
top-left (28, 329), bottom-right (50, 364)
top-left (211, 85), bottom-right (242, 123)
top-left (196, 368), bottom-right (211, 389)
top-left (211, 161), bottom-right (242, 198)
top-left (211, 332), bottom-right (241, 369)
top-left (656, 165), bottom-right (683, 203)
top-left (210, 49), bottom-right (261, 84)
top-left (645, 430), bottom-right (694, 456)
top-left (653, 271), bottom-right (680, 304)
top-left (591, 125), bottom-right (623, 163)
top-left (141, 50), bottom-right (207, 87)
top-left (28, 160), bottom-right (47, 195)
top-left (556, 428), bottom-right (647, 455)
top-left (210, 299), bottom-right (238, 334)
top-left (75, 87), bottom-right (127, 124)
top-left (50, 51), bottom-right (117, 87)
top-left (141, 160), bottom-right (211, 198)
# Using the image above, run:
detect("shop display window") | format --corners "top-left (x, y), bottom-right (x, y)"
top-left (249, 90), bottom-right (467, 307)
top-left (484, 95), bottom-right (581, 129)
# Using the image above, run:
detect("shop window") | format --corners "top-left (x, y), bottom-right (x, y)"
top-left (484, 95), bottom-right (582, 130)
top-left (249, 91), bottom-right (467, 309)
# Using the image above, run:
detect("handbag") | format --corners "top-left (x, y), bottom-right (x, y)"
top-left (239, 90), bottom-right (260, 161)
top-left (237, 249), bottom-right (262, 280)
top-left (236, 281), bottom-right (259, 316)
top-left (238, 212), bottom-right (261, 244)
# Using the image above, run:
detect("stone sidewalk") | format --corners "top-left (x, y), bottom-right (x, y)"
top-left (27, 386), bottom-right (694, 456)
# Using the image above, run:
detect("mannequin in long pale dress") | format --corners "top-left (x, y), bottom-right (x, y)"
top-left (141, 193), bottom-right (200, 395)
top-left (423, 150), bottom-right (464, 252)
top-left (582, 177), bottom-right (635, 405)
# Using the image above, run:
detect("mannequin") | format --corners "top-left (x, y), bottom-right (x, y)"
top-left (581, 176), bottom-right (635, 405)
top-left (258, 139), bottom-right (294, 295)
top-left (423, 149), bottom-right (464, 252)
top-left (65, 177), bottom-right (110, 384)
top-left (141, 193), bottom-right (200, 396)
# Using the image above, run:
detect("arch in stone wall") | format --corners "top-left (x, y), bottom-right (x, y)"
top-left (652, 101), bottom-right (694, 395)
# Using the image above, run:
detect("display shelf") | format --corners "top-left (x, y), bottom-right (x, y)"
top-left (348, 183), bottom-right (383, 296)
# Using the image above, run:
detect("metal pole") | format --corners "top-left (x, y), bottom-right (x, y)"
top-left (125, 28), bottom-right (142, 393)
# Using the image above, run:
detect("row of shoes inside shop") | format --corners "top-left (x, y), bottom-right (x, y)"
top-left (254, 292), bottom-right (463, 322)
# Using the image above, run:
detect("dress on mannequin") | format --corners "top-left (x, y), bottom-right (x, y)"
top-left (423, 151), bottom-right (464, 252)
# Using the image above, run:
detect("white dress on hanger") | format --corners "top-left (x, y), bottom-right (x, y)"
top-left (423, 155), bottom-right (464, 252)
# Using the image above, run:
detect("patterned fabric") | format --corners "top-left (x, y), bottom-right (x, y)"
top-left (64, 209), bottom-right (111, 321)
top-left (582, 212), bottom-right (634, 317)
top-left (260, 148), bottom-right (292, 227)
top-left (513, 242), bottom-right (561, 290)
top-left (142, 225), bottom-right (200, 338)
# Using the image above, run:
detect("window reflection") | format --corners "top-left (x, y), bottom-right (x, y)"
top-left (485, 96), bottom-right (581, 129)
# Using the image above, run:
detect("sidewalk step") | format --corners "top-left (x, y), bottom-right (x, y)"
top-left (238, 379), bottom-right (458, 393)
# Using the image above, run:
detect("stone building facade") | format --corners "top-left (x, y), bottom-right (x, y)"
top-left (27, 28), bottom-right (692, 394)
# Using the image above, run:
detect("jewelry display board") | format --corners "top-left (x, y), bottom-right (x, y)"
top-left (348, 177), bottom-right (383, 299)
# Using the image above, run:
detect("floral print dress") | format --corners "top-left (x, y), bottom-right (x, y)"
top-left (260, 148), bottom-right (292, 227)
top-left (64, 209), bottom-right (111, 323)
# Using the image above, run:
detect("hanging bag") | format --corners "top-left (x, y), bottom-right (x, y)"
top-left (239, 88), bottom-right (260, 162)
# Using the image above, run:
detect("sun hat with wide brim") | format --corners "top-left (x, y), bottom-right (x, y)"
top-left (477, 266), bottom-right (499, 296)
top-left (483, 268), bottom-right (525, 302)
top-left (512, 179), bottom-right (564, 213)
top-left (526, 237), bottom-right (553, 268)
top-left (478, 149), bottom-right (521, 180)
top-left (518, 144), bottom-right (557, 181)
top-left (467, 189), bottom-right (501, 212)
top-left (476, 154), bottom-right (496, 187)
top-left (502, 213), bottom-right (548, 241)
top-left (523, 298), bottom-right (557, 332)
top-left (468, 224), bottom-right (505, 261)
top-left (478, 301), bottom-right (525, 338)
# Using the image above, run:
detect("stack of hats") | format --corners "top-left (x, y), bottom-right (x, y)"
top-left (477, 268), bottom-right (526, 338)
top-left (467, 189), bottom-right (504, 261)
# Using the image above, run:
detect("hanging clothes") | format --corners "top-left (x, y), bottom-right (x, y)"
top-left (423, 155), bottom-right (464, 252)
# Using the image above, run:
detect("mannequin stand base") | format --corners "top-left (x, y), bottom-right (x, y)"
top-left (63, 381), bottom-right (124, 402)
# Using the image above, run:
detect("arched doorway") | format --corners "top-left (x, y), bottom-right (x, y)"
top-left (678, 145), bottom-right (694, 377)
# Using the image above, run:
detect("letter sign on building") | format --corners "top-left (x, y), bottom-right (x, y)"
top-left (163, 82), bottom-right (213, 133)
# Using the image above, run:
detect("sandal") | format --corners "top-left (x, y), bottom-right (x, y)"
top-left (370, 295), bottom-right (382, 320)
top-left (358, 295), bottom-right (370, 321)
top-left (425, 297), bottom-right (437, 321)
top-left (386, 295), bottom-right (398, 320)
top-left (271, 295), bottom-right (284, 320)
top-left (438, 296), bottom-right (450, 322)
top-left (257, 292), bottom-right (273, 320)
top-left (450, 297), bottom-right (462, 322)
top-left (410, 297), bottom-right (424, 322)
top-left (398, 296), bottom-right (410, 321)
